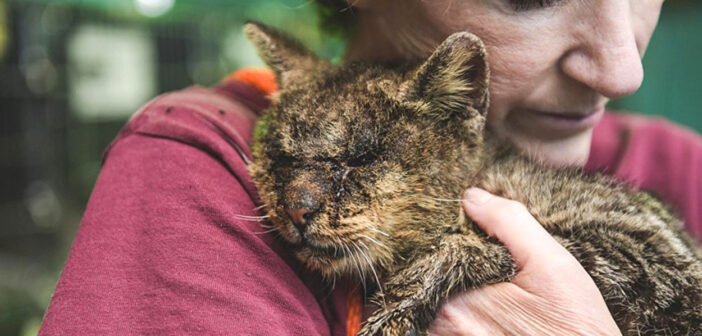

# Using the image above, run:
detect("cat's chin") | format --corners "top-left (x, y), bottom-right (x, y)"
top-left (300, 243), bottom-right (349, 260)
top-left (295, 246), bottom-right (361, 278)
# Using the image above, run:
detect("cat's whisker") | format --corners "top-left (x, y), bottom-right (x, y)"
top-left (335, 241), bottom-right (341, 257)
top-left (345, 242), bottom-right (367, 292)
top-left (234, 214), bottom-right (270, 222)
top-left (344, 244), bottom-right (363, 288)
top-left (253, 227), bottom-right (279, 235)
top-left (359, 233), bottom-right (389, 252)
top-left (236, 214), bottom-right (270, 219)
top-left (430, 197), bottom-right (463, 203)
top-left (366, 226), bottom-right (390, 238)
top-left (332, 236), bottom-right (343, 258)
top-left (350, 241), bottom-right (368, 295)
top-left (357, 240), bottom-right (387, 308)
top-left (341, 242), bottom-right (355, 272)
top-left (253, 204), bottom-right (268, 210)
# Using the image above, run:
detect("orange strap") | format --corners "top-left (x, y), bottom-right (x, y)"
top-left (223, 67), bottom-right (279, 95)
top-left (346, 285), bottom-right (362, 336)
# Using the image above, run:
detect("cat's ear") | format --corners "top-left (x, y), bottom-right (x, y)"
top-left (244, 21), bottom-right (320, 88)
top-left (403, 32), bottom-right (489, 121)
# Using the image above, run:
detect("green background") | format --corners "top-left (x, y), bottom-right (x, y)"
top-left (609, 1), bottom-right (702, 132)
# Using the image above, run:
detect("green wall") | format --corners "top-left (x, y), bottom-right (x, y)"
top-left (610, 1), bottom-right (702, 132)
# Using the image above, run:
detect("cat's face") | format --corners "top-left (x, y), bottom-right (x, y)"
top-left (246, 22), bottom-right (490, 279)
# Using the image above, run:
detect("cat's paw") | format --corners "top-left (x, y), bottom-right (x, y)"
top-left (357, 309), bottom-right (418, 336)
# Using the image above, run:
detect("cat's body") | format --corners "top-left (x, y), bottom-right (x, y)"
top-left (245, 22), bottom-right (702, 335)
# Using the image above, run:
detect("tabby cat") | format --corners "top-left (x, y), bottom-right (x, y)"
top-left (245, 22), bottom-right (702, 336)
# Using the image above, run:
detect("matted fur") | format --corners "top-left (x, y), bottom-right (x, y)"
top-left (245, 22), bottom-right (702, 336)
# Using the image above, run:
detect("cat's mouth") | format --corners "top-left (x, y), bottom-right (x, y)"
top-left (299, 237), bottom-right (348, 259)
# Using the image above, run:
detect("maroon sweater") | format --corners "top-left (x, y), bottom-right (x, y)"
top-left (39, 78), bottom-right (702, 335)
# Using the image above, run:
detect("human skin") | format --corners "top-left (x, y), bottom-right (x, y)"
top-left (428, 188), bottom-right (622, 335)
top-left (343, 0), bottom-right (664, 334)
top-left (346, 0), bottom-right (661, 167)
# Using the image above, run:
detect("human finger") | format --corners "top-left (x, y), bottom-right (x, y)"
top-left (461, 187), bottom-right (569, 269)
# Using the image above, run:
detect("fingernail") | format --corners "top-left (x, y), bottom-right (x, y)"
top-left (463, 188), bottom-right (491, 205)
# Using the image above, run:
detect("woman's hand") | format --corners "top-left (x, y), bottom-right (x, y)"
top-left (427, 188), bottom-right (622, 336)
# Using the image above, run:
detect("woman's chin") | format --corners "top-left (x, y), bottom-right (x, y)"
top-left (509, 129), bottom-right (594, 168)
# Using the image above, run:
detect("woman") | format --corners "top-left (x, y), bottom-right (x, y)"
top-left (40, 0), bottom-right (700, 335)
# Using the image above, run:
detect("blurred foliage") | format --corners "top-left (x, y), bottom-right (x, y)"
top-left (0, 1), bottom-right (700, 336)
top-left (5, 0), bottom-right (347, 61)
top-left (0, 2), bottom-right (7, 60)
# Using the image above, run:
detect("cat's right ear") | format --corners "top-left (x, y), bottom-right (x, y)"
top-left (401, 32), bottom-right (490, 122)
top-left (244, 21), bottom-right (320, 88)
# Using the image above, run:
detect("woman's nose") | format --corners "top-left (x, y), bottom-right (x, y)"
top-left (560, 1), bottom-right (644, 99)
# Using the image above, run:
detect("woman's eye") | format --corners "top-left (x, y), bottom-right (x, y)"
top-left (509, 0), bottom-right (559, 11)
top-left (347, 152), bottom-right (378, 167)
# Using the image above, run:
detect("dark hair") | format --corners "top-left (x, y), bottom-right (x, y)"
top-left (314, 0), bottom-right (357, 39)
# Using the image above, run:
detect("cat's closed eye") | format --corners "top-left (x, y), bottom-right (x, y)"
top-left (277, 153), bottom-right (298, 166)
top-left (347, 152), bottom-right (380, 167)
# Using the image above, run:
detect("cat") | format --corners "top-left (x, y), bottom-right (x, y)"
top-left (244, 22), bottom-right (702, 336)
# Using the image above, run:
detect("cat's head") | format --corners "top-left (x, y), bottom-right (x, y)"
top-left (246, 22), bottom-right (490, 279)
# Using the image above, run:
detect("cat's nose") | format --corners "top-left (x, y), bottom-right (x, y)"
top-left (286, 207), bottom-right (316, 233)
top-left (285, 173), bottom-right (324, 234)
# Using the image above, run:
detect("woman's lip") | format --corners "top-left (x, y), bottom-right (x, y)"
top-left (511, 107), bottom-right (605, 140)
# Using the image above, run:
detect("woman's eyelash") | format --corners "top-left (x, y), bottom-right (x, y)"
top-left (509, 0), bottom-right (560, 11)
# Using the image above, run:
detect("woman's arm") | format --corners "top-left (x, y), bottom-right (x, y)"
top-left (39, 83), bottom-right (342, 335)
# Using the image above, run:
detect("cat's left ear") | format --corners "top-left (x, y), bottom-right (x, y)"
top-left (244, 21), bottom-right (320, 88)
top-left (403, 32), bottom-right (490, 121)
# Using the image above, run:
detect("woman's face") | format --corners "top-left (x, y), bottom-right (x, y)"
top-left (350, 0), bottom-right (663, 166)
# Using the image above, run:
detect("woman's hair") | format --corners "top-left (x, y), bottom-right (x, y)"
top-left (315, 0), bottom-right (357, 39)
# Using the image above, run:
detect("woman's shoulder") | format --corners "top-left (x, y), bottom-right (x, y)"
top-left (101, 68), bottom-right (278, 198)
top-left (586, 111), bottom-right (702, 239)
top-left (108, 68), bottom-right (276, 161)
top-left (40, 68), bottom-right (351, 335)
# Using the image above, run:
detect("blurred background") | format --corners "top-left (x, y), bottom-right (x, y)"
top-left (0, 0), bottom-right (700, 335)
